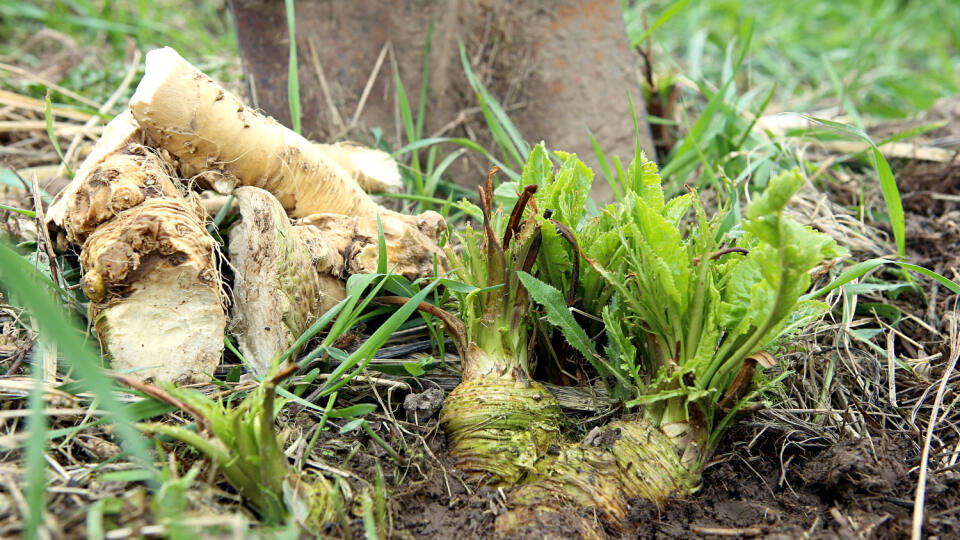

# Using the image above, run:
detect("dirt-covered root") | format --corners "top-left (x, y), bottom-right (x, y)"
top-left (46, 111), bottom-right (182, 247)
top-left (495, 419), bottom-right (701, 537)
top-left (297, 209), bottom-right (448, 280)
top-left (129, 47), bottom-right (377, 218)
top-left (228, 187), bottom-right (347, 374)
top-left (439, 375), bottom-right (566, 486)
top-left (314, 142), bottom-right (403, 195)
top-left (80, 198), bottom-right (224, 383)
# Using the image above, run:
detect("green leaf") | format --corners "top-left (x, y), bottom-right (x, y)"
top-left (518, 271), bottom-right (596, 360)
top-left (328, 403), bottom-right (377, 419)
top-left (100, 468), bottom-right (157, 483)
top-left (340, 418), bottom-right (365, 434)
top-left (521, 142), bottom-right (552, 188)
top-left (543, 152), bottom-right (593, 228)
top-left (402, 361), bottom-right (426, 376)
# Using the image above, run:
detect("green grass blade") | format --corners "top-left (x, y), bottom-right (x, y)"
top-left (0, 202), bottom-right (35, 217)
top-left (803, 115), bottom-right (905, 259)
top-left (457, 39), bottom-right (529, 164)
top-left (629, 0), bottom-right (694, 48)
top-left (659, 19), bottom-right (753, 181)
top-left (25, 350), bottom-right (48, 539)
top-left (44, 90), bottom-right (73, 178)
top-left (416, 18), bottom-right (435, 141)
top-left (284, 0), bottom-right (302, 134)
top-left (900, 263), bottom-right (960, 294)
top-left (802, 258), bottom-right (960, 302)
top-left (206, 195), bottom-right (234, 234)
top-left (319, 279), bottom-right (439, 396)
top-left (376, 215), bottom-right (388, 274)
top-left (588, 129), bottom-right (622, 202)
top-left (0, 242), bottom-right (155, 480)
top-left (394, 63), bottom-right (425, 198)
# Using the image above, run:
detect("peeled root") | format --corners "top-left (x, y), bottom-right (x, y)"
top-left (81, 198), bottom-right (224, 383)
top-left (131, 48), bottom-right (388, 218)
top-left (130, 47), bottom-right (377, 217)
top-left (495, 419), bottom-right (701, 536)
top-left (440, 373), bottom-right (566, 486)
top-left (228, 187), bottom-right (346, 374)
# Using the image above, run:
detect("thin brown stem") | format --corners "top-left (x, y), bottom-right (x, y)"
top-left (503, 184), bottom-right (538, 249)
top-left (547, 219), bottom-right (581, 306)
top-left (692, 247), bottom-right (750, 265)
top-left (478, 167), bottom-right (506, 289)
top-left (376, 296), bottom-right (469, 361)
top-left (113, 373), bottom-right (211, 432)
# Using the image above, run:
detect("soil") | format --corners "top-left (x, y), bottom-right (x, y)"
top-left (373, 425), bottom-right (959, 540)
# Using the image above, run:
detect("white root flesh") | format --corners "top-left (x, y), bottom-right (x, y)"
top-left (313, 142), bottom-right (404, 195)
top-left (80, 198), bottom-right (225, 383)
top-left (130, 47), bottom-right (380, 217)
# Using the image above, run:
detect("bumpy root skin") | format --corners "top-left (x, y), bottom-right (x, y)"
top-left (229, 187), bottom-right (347, 374)
top-left (298, 209), bottom-right (448, 280)
top-left (47, 111), bottom-right (182, 247)
top-left (495, 419), bottom-right (701, 536)
top-left (440, 373), bottom-right (566, 486)
top-left (130, 47), bottom-right (447, 277)
top-left (47, 111), bottom-right (225, 383)
top-left (81, 198), bottom-right (225, 384)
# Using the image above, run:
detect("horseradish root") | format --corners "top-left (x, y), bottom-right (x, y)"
top-left (46, 111), bottom-right (182, 247)
top-left (129, 47), bottom-right (447, 275)
top-left (48, 111), bottom-right (225, 383)
top-left (228, 187), bottom-right (347, 374)
top-left (313, 142), bottom-right (404, 195)
top-left (298, 210), bottom-right (446, 280)
top-left (80, 198), bottom-right (224, 383)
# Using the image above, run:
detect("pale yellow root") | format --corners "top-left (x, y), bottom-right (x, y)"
top-left (229, 187), bottom-right (347, 374)
top-left (128, 48), bottom-right (447, 276)
top-left (298, 209), bottom-right (447, 280)
top-left (130, 47), bottom-right (378, 217)
top-left (313, 142), bottom-right (403, 195)
top-left (81, 198), bottom-right (224, 383)
top-left (46, 111), bottom-right (182, 247)
top-left (47, 111), bottom-right (225, 383)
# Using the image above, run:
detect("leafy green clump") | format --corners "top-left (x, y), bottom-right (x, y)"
top-left (584, 153), bottom-right (844, 458)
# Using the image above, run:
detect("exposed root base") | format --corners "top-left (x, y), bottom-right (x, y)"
top-left (440, 378), bottom-right (566, 486)
top-left (496, 419), bottom-right (701, 536)
top-left (47, 111), bottom-right (182, 247)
